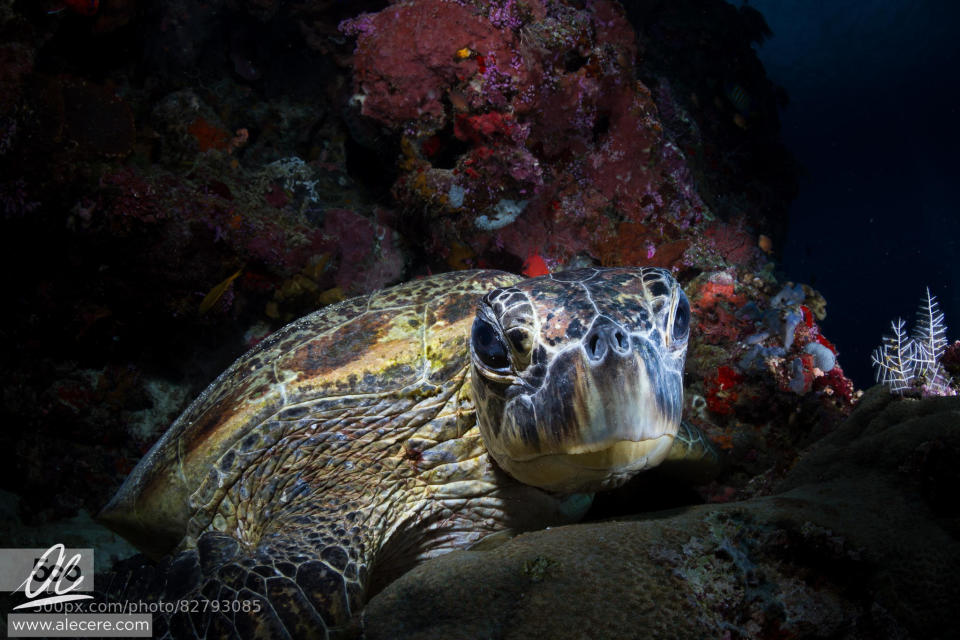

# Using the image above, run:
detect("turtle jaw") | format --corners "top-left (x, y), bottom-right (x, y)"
top-left (495, 435), bottom-right (676, 493)
top-left (474, 334), bottom-right (685, 494)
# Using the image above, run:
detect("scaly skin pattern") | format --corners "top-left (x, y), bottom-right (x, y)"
top-left (99, 268), bottom-right (710, 638)
top-left (100, 270), bottom-right (581, 638)
top-left (472, 267), bottom-right (691, 491)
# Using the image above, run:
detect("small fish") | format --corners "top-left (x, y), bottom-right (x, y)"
top-left (723, 82), bottom-right (753, 117)
top-left (199, 268), bottom-right (242, 314)
top-left (447, 90), bottom-right (471, 113)
top-left (758, 234), bottom-right (774, 254)
top-left (522, 252), bottom-right (550, 277)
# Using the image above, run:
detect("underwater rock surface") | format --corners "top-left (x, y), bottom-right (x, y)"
top-left (362, 386), bottom-right (960, 639)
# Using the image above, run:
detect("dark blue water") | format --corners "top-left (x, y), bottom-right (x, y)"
top-left (746, 0), bottom-right (960, 387)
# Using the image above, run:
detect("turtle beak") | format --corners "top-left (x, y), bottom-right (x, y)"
top-left (485, 324), bottom-right (684, 493)
top-left (571, 320), bottom-right (682, 446)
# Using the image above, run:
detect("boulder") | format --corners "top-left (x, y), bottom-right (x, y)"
top-left (362, 387), bottom-right (960, 639)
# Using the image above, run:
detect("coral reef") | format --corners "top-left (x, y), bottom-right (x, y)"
top-left (339, 0), bottom-right (787, 276)
top-left (595, 271), bottom-right (850, 512)
top-left (0, 0), bottom-right (811, 529)
top-left (0, 0), bottom-right (406, 525)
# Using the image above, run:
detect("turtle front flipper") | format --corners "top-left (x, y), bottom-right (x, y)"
top-left (100, 523), bottom-right (368, 639)
top-left (657, 419), bottom-right (723, 484)
top-left (101, 458), bottom-right (582, 639)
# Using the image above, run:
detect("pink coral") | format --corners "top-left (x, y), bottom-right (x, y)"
top-left (342, 0), bottom-right (710, 271)
top-left (344, 0), bottom-right (533, 128)
top-left (705, 221), bottom-right (761, 266)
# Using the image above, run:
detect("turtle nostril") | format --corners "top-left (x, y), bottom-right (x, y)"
top-left (587, 332), bottom-right (601, 358)
top-left (613, 329), bottom-right (628, 352)
top-left (584, 324), bottom-right (630, 362)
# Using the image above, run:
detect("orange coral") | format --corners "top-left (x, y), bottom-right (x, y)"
top-left (188, 117), bottom-right (231, 152)
top-left (694, 281), bottom-right (746, 313)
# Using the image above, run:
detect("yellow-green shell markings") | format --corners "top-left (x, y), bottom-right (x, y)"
top-left (99, 267), bottom-right (715, 639)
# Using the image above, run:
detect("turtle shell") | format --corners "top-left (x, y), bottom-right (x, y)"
top-left (99, 270), bottom-right (521, 557)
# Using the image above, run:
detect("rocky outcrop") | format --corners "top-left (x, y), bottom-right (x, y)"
top-left (362, 387), bottom-right (960, 639)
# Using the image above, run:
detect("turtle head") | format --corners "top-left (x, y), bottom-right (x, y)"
top-left (470, 267), bottom-right (690, 493)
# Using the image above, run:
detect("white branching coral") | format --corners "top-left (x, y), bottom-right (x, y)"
top-left (913, 288), bottom-right (948, 377)
top-left (872, 317), bottom-right (916, 392)
top-left (872, 287), bottom-right (955, 396)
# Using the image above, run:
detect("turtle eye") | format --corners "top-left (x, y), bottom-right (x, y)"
top-left (671, 291), bottom-right (690, 341)
top-left (472, 317), bottom-right (511, 371)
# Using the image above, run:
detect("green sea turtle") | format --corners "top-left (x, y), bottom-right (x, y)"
top-left (99, 267), bottom-right (717, 638)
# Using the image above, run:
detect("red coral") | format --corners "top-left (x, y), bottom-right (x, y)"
top-left (454, 112), bottom-right (517, 144)
top-left (716, 365), bottom-right (742, 390)
top-left (706, 365), bottom-right (743, 415)
top-left (522, 252), bottom-right (549, 277)
top-left (791, 305), bottom-right (839, 357)
top-left (816, 333), bottom-right (838, 354)
top-left (705, 222), bottom-right (760, 266)
top-left (813, 364), bottom-right (857, 406)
